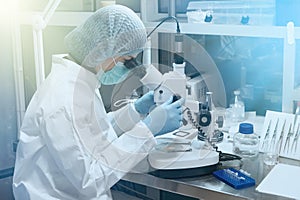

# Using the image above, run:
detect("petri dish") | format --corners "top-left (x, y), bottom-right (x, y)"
top-left (155, 138), bottom-right (192, 153)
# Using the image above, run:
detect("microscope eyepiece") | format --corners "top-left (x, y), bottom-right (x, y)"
top-left (172, 94), bottom-right (181, 103)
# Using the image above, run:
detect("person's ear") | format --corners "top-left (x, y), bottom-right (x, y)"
top-left (101, 57), bottom-right (116, 72)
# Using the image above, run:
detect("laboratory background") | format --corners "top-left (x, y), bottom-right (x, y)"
top-left (1, 0), bottom-right (300, 199)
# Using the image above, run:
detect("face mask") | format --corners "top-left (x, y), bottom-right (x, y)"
top-left (99, 62), bottom-right (130, 85)
top-left (96, 67), bottom-right (104, 85)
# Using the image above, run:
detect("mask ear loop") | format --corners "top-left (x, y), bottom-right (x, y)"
top-left (112, 57), bottom-right (117, 66)
top-left (114, 99), bottom-right (136, 108)
top-left (98, 57), bottom-right (118, 72)
top-left (111, 56), bottom-right (136, 108)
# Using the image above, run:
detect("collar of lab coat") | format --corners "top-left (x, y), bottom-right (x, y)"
top-left (52, 54), bottom-right (100, 90)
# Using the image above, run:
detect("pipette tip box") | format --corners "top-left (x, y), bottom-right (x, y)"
top-left (213, 168), bottom-right (255, 189)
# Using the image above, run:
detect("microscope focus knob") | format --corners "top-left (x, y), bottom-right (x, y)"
top-left (198, 111), bottom-right (211, 127)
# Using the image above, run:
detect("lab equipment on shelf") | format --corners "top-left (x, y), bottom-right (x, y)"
top-left (229, 90), bottom-right (245, 123)
top-left (233, 123), bottom-right (259, 157)
top-left (186, 0), bottom-right (275, 25)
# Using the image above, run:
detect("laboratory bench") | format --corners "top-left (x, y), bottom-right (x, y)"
top-left (123, 154), bottom-right (299, 200)
top-left (122, 113), bottom-right (299, 200)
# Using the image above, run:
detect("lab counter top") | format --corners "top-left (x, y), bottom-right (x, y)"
top-left (123, 153), bottom-right (299, 200)
top-left (123, 114), bottom-right (300, 199)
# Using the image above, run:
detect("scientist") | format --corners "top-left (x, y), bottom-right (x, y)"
top-left (13, 5), bottom-right (184, 200)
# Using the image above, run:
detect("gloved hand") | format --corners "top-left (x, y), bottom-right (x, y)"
top-left (134, 91), bottom-right (156, 115)
top-left (143, 96), bottom-right (184, 136)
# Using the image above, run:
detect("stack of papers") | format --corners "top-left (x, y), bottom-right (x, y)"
top-left (256, 163), bottom-right (300, 199)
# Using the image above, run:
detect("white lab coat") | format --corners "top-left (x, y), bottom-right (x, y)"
top-left (13, 55), bottom-right (156, 200)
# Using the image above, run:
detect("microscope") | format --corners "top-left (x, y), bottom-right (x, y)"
top-left (122, 17), bottom-right (226, 177)
top-left (136, 35), bottom-right (223, 178)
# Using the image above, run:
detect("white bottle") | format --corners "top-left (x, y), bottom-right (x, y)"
top-left (230, 90), bottom-right (245, 122)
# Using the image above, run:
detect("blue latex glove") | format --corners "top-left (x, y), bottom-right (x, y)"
top-left (134, 91), bottom-right (156, 115)
top-left (143, 96), bottom-right (184, 136)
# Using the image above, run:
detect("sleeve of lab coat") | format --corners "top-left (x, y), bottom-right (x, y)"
top-left (107, 103), bottom-right (142, 136)
top-left (41, 107), bottom-right (156, 198)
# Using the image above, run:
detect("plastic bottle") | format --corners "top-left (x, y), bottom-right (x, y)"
top-left (233, 123), bottom-right (259, 157)
top-left (229, 90), bottom-right (245, 122)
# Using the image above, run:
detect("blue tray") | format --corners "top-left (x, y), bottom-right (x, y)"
top-left (213, 168), bottom-right (255, 189)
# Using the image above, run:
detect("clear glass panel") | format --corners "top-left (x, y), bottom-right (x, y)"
top-left (20, 25), bottom-right (74, 107)
top-left (158, 33), bottom-right (283, 116)
top-left (0, 25), bottom-right (18, 170)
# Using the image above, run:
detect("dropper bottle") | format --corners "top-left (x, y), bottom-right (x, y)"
top-left (230, 90), bottom-right (245, 122)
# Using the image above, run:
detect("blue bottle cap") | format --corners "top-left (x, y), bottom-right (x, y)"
top-left (239, 123), bottom-right (253, 134)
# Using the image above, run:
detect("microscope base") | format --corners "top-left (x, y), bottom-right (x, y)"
top-left (149, 163), bottom-right (218, 179)
top-left (148, 147), bottom-right (219, 178)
